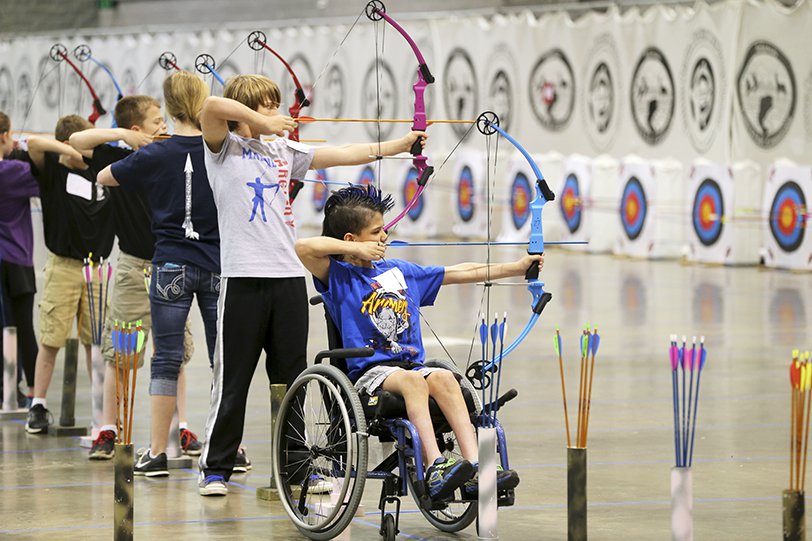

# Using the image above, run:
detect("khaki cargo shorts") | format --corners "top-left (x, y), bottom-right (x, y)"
top-left (39, 253), bottom-right (99, 348)
top-left (100, 252), bottom-right (194, 368)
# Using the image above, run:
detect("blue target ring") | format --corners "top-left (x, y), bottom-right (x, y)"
top-left (403, 167), bottom-right (424, 221)
top-left (312, 169), bottom-right (329, 212)
top-left (620, 176), bottom-right (647, 241)
top-left (769, 181), bottom-right (806, 253)
top-left (358, 165), bottom-right (376, 187)
top-left (692, 178), bottom-right (724, 247)
top-left (559, 173), bottom-right (582, 234)
top-left (456, 165), bottom-right (475, 223)
top-left (510, 172), bottom-right (532, 230)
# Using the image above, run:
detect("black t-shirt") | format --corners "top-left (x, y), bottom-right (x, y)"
top-left (24, 150), bottom-right (114, 262)
top-left (87, 145), bottom-right (155, 261)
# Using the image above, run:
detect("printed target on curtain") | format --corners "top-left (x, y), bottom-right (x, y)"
top-left (582, 33), bottom-right (622, 153)
top-left (762, 163), bottom-right (811, 270)
top-left (451, 148), bottom-right (486, 238)
top-left (629, 47), bottom-right (675, 146)
top-left (528, 48), bottom-right (575, 133)
top-left (687, 162), bottom-right (733, 264)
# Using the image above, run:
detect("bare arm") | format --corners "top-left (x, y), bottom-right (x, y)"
top-left (97, 164), bottom-right (119, 187)
top-left (295, 237), bottom-right (386, 284)
top-left (310, 131), bottom-right (426, 170)
top-left (70, 128), bottom-right (153, 157)
top-left (200, 96), bottom-right (296, 154)
top-left (442, 254), bottom-right (544, 285)
top-left (26, 137), bottom-right (82, 173)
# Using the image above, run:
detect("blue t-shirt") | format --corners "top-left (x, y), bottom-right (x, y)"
top-left (111, 135), bottom-right (220, 272)
top-left (315, 258), bottom-right (445, 382)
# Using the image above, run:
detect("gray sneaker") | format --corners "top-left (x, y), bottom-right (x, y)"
top-left (199, 473), bottom-right (228, 496)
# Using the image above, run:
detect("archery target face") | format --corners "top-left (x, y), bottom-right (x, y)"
top-left (312, 169), bottom-right (329, 212)
top-left (358, 165), bottom-right (376, 187)
top-left (456, 165), bottom-right (475, 223)
top-left (402, 167), bottom-right (424, 222)
top-left (620, 176), bottom-right (647, 241)
top-left (560, 173), bottom-right (582, 234)
top-left (692, 178), bottom-right (725, 247)
top-left (769, 180), bottom-right (806, 253)
top-left (510, 172), bottom-right (532, 230)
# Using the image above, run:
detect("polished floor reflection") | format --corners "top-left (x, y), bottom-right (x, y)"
top-left (1, 248), bottom-right (808, 540)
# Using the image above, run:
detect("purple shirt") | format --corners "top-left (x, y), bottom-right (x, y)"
top-left (0, 159), bottom-right (40, 266)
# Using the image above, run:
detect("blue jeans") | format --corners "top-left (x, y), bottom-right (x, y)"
top-left (149, 263), bottom-right (219, 396)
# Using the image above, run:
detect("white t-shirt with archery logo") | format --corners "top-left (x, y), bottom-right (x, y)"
top-left (204, 131), bottom-right (314, 278)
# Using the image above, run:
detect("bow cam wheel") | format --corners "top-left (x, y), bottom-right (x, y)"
top-left (73, 44), bottom-right (91, 62)
top-left (49, 44), bottom-right (68, 62)
top-left (476, 111), bottom-right (499, 136)
top-left (365, 0), bottom-right (385, 21)
top-left (247, 30), bottom-right (267, 50)
top-left (195, 54), bottom-right (215, 75)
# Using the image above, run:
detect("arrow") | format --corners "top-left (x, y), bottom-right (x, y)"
top-left (554, 327), bottom-right (571, 448)
top-left (182, 154), bottom-right (199, 240)
top-left (296, 115), bottom-right (474, 126)
top-left (387, 240), bottom-right (588, 248)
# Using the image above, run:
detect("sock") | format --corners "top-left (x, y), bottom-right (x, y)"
top-left (179, 422), bottom-right (188, 430)
top-left (101, 424), bottom-right (118, 434)
top-left (31, 398), bottom-right (46, 409)
top-left (149, 449), bottom-right (157, 459)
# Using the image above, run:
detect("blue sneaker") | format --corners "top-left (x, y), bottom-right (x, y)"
top-left (199, 473), bottom-right (228, 496)
top-left (425, 457), bottom-right (474, 500)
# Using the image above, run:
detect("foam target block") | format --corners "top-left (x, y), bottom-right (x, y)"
top-left (686, 160), bottom-right (763, 265)
top-left (558, 155), bottom-right (592, 251)
top-left (615, 156), bottom-right (684, 259)
top-left (392, 159), bottom-right (437, 237)
top-left (763, 161), bottom-right (812, 270)
top-left (497, 151), bottom-right (561, 243)
top-left (586, 155), bottom-right (620, 253)
top-left (450, 148), bottom-right (487, 239)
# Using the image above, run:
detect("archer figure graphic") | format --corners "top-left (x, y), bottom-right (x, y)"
top-left (247, 176), bottom-right (280, 222)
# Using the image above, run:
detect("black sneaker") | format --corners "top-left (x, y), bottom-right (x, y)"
top-left (232, 446), bottom-right (252, 473)
top-left (25, 404), bottom-right (52, 434)
top-left (180, 428), bottom-right (203, 456)
top-left (461, 464), bottom-right (521, 499)
top-left (425, 457), bottom-right (474, 501)
top-left (89, 430), bottom-right (116, 460)
top-left (134, 448), bottom-right (169, 477)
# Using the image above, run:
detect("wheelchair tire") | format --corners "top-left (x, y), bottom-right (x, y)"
top-left (273, 364), bottom-right (369, 541)
top-left (381, 513), bottom-right (397, 541)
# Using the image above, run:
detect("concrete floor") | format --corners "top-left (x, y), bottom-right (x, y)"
top-left (0, 247), bottom-right (808, 540)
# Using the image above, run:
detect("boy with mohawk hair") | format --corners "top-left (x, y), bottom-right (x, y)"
top-left (196, 73), bottom-right (426, 496)
top-left (296, 185), bottom-right (524, 501)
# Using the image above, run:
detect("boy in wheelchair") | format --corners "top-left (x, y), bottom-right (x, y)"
top-left (295, 185), bottom-right (540, 501)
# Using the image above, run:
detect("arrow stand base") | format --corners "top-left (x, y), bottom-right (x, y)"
top-left (568, 447), bottom-right (587, 541)
top-left (783, 490), bottom-right (805, 541)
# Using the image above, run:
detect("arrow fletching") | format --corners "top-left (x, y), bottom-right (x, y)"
top-left (591, 330), bottom-right (600, 357)
top-left (554, 328), bottom-right (562, 357)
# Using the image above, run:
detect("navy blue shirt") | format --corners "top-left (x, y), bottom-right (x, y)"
top-left (111, 135), bottom-right (220, 272)
top-left (315, 258), bottom-right (444, 382)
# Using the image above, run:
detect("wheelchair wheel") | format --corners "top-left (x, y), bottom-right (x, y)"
top-left (273, 364), bottom-right (369, 541)
top-left (407, 359), bottom-right (480, 533)
top-left (381, 513), bottom-right (397, 541)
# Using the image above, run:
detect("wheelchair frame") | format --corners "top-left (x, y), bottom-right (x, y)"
top-left (271, 297), bottom-right (517, 540)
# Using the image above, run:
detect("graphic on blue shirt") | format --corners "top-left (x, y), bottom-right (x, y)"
top-left (246, 176), bottom-right (280, 222)
top-left (361, 267), bottom-right (418, 357)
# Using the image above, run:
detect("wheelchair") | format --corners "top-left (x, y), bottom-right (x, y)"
top-left (271, 296), bottom-right (518, 540)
